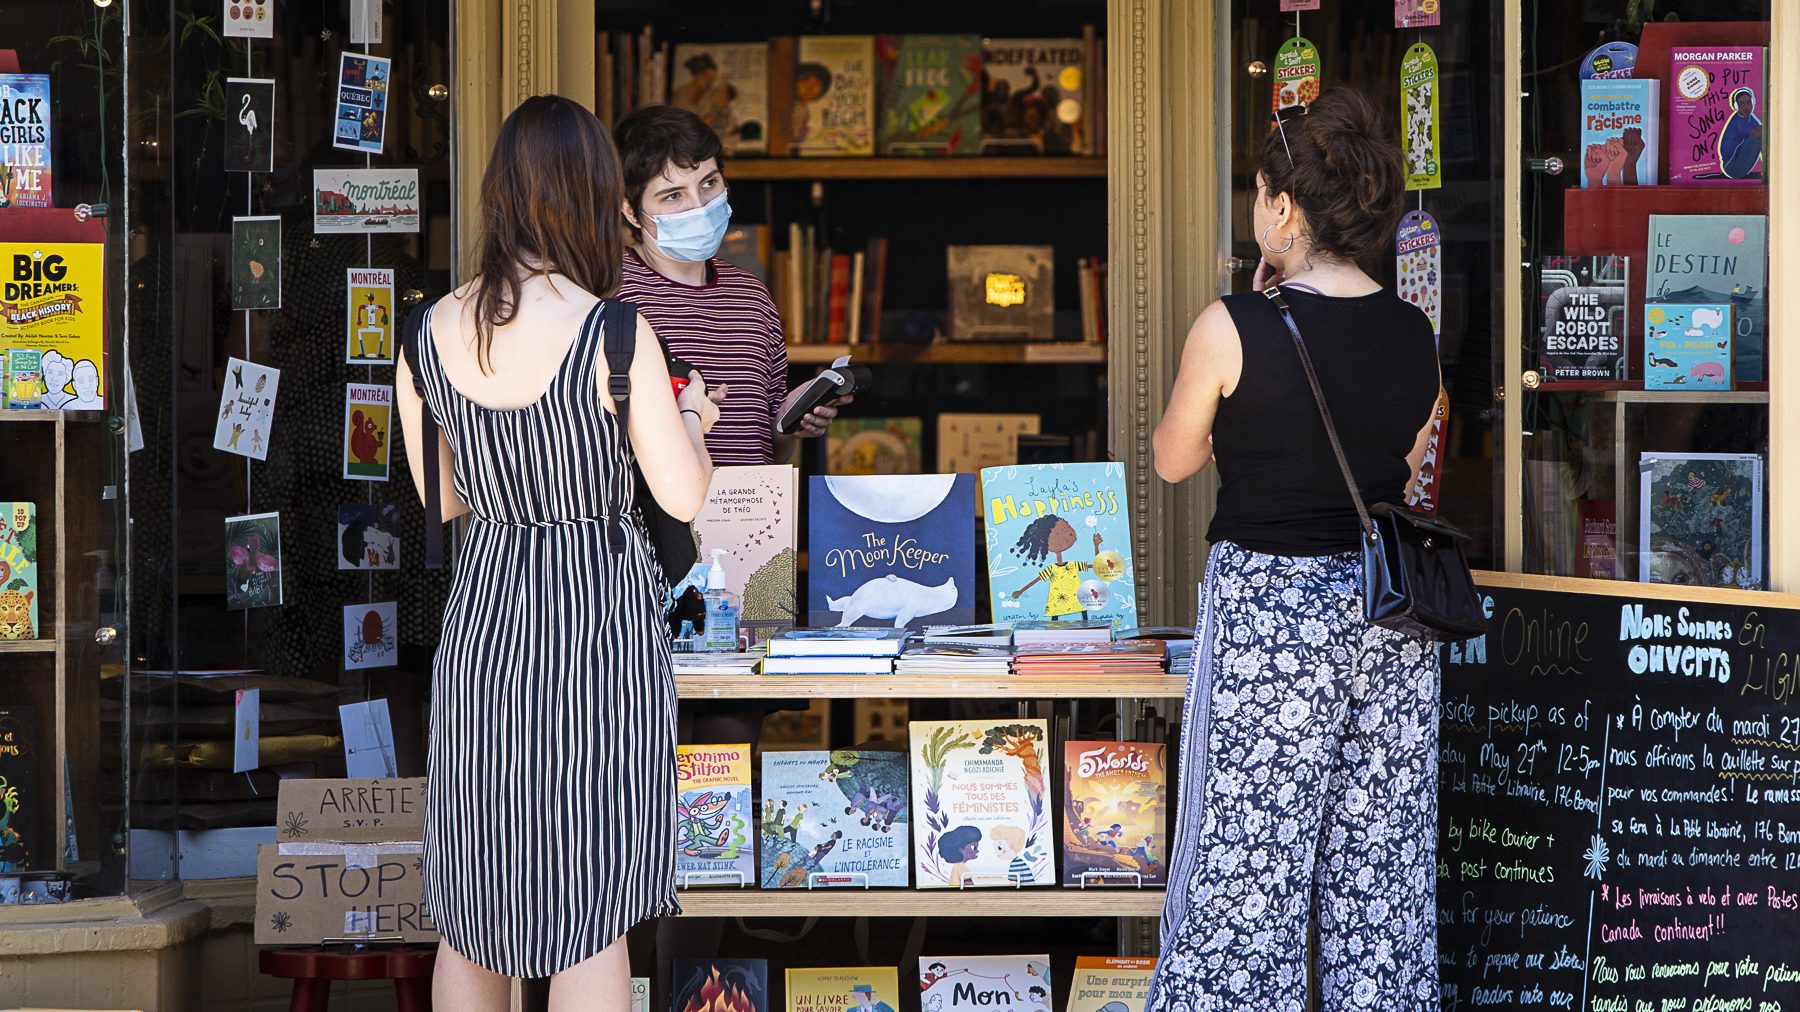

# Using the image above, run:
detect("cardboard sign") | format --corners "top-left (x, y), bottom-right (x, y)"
top-left (275, 776), bottom-right (424, 844)
top-left (254, 842), bottom-right (436, 944)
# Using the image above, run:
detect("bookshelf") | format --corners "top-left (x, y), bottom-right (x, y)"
top-left (676, 671), bottom-right (1185, 700)
top-left (727, 157), bottom-right (1107, 182)
top-left (677, 887), bottom-right (1165, 919)
top-left (786, 342), bottom-right (1106, 366)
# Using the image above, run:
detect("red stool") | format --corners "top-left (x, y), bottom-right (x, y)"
top-left (259, 945), bottom-right (437, 1012)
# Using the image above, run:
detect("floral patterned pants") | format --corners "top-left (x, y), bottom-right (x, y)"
top-left (1146, 542), bottom-right (1440, 1012)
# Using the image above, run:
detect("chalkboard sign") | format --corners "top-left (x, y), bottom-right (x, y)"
top-left (1440, 582), bottom-right (1800, 1011)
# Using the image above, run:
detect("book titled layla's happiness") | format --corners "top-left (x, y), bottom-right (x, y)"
top-left (674, 744), bottom-right (754, 887)
top-left (981, 463), bottom-right (1136, 631)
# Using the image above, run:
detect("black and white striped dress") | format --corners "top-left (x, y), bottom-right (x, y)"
top-left (416, 300), bottom-right (679, 977)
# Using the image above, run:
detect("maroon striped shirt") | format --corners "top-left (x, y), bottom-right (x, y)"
top-left (616, 247), bottom-right (788, 466)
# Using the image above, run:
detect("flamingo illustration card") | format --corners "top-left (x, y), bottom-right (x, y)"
top-left (224, 512), bottom-right (283, 610)
top-left (212, 357), bottom-right (280, 461)
top-left (342, 601), bottom-right (397, 670)
top-left (342, 383), bottom-right (393, 481)
top-left (224, 78), bottom-right (275, 173)
top-left (806, 474), bottom-right (975, 631)
top-left (918, 954), bottom-right (1053, 1010)
top-left (980, 463), bottom-right (1136, 631)
top-left (910, 718), bottom-right (1053, 889)
top-left (675, 744), bottom-right (754, 887)
top-left (334, 52), bottom-right (391, 155)
top-left (345, 267), bottom-right (395, 364)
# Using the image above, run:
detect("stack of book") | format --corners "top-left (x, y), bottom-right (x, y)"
top-left (1013, 639), bottom-right (1167, 677)
top-left (670, 651), bottom-right (764, 676)
top-left (893, 644), bottom-right (1013, 676)
top-left (761, 628), bottom-right (908, 675)
top-left (1012, 620), bottom-right (1113, 648)
top-left (1120, 626), bottom-right (1194, 676)
top-left (919, 623), bottom-right (1014, 649)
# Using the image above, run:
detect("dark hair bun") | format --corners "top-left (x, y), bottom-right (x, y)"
top-left (1260, 88), bottom-right (1405, 265)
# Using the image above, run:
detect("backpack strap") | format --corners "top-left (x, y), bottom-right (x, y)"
top-left (400, 296), bottom-right (447, 569)
top-left (599, 300), bottom-right (641, 555)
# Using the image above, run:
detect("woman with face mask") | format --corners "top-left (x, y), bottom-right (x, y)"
top-left (614, 104), bottom-right (846, 467)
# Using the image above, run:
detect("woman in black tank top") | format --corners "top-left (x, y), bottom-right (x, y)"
top-left (1144, 90), bottom-right (1443, 1012)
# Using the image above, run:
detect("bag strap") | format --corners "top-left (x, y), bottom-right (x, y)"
top-left (598, 300), bottom-right (641, 555)
top-left (1260, 285), bottom-right (1376, 543)
top-left (400, 295), bottom-right (447, 568)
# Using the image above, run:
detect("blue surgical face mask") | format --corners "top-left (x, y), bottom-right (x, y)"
top-left (647, 191), bottom-right (732, 263)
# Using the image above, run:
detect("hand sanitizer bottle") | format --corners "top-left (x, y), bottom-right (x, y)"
top-left (701, 549), bottom-right (741, 652)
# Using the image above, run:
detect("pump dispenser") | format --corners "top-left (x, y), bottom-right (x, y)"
top-left (701, 549), bottom-right (741, 652)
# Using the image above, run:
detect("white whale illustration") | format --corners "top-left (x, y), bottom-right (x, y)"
top-left (827, 575), bottom-right (958, 628)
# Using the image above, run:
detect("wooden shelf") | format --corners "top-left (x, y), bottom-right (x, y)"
top-left (676, 672), bottom-right (1185, 700)
top-left (1597, 390), bottom-right (1770, 405)
top-left (0, 409), bottom-right (109, 424)
top-left (0, 639), bottom-right (57, 655)
top-left (787, 343), bottom-right (1105, 366)
top-left (728, 157), bottom-right (1107, 181)
top-left (674, 886), bottom-right (1163, 918)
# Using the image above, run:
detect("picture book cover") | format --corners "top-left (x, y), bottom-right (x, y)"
top-left (1579, 78), bottom-right (1659, 186)
top-left (807, 474), bottom-right (976, 630)
top-left (0, 705), bottom-right (37, 871)
top-left (314, 168), bottom-right (422, 234)
top-left (787, 967), bottom-right (901, 1012)
top-left (947, 244), bottom-right (1054, 342)
top-left (1647, 214), bottom-right (1765, 383)
top-left (224, 78), bottom-right (276, 173)
top-left (342, 601), bottom-right (398, 669)
top-left (1639, 452), bottom-right (1763, 590)
top-left (5, 348), bottom-right (41, 408)
top-left (671, 465), bottom-right (796, 645)
top-left (918, 955), bottom-right (1053, 1011)
top-left (0, 240), bottom-right (107, 409)
top-left (1644, 302), bottom-right (1730, 391)
top-left (1667, 47), bottom-right (1764, 183)
top-left (1538, 255), bottom-right (1629, 382)
top-left (675, 744), bottom-right (754, 886)
top-left (0, 503), bottom-right (36, 640)
top-left (828, 417), bottom-right (923, 475)
top-left (345, 267), bottom-right (395, 364)
top-left (343, 383), bottom-right (393, 481)
top-left (910, 719), bottom-right (1053, 889)
top-left (875, 34), bottom-right (982, 156)
top-left (1061, 740), bottom-right (1166, 886)
top-left (793, 36), bottom-right (875, 157)
top-left (672, 959), bottom-right (770, 1012)
top-left (1067, 957), bottom-right (1157, 1012)
top-left (224, 512), bottom-right (283, 610)
top-left (337, 504), bottom-right (400, 571)
top-left (980, 462), bottom-right (1137, 631)
top-left (760, 749), bottom-right (909, 889)
top-left (1400, 42), bottom-right (1440, 192)
top-left (0, 75), bottom-right (51, 207)
top-left (937, 413), bottom-right (1040, 473)
top-left (980, 39), bottom-right (1086, 155)
top-left (231, 216), bottom-right (282, 310)
top-left (212, 357), bottom-right (280, 461)
top-left (631, 977), bottom-right (650, 1012)
top-left (672, 43), bottom-right (768, 156)
top-left (333, 52), bottom-right (391, 155)
top-left (1577, 499), bottom-right (1620, 580)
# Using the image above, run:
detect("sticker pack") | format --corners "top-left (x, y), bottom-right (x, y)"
top-left (1395, 210), bottom-right (1442, 337)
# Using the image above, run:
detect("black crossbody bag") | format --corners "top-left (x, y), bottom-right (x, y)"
top-left (1262, 285), bottom-right (1485, 641)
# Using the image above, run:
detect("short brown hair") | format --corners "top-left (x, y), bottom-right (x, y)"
top-left (1259, 89), bottom-right (1405, 266)
top-left (614, 105), bottom-right (725, 241)
top-left (468, 95), bottom-right (624, 371)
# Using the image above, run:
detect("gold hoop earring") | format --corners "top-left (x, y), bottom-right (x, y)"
top-left (1260, 223), bottom-right (1295, 254)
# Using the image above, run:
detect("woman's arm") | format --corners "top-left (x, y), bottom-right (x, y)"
top-left (1152, 300), bottom-right (1241, 483)
top-left (395, 352), bottom-right (471, 521)
top-left (612, 313), bottom-right (717, 521)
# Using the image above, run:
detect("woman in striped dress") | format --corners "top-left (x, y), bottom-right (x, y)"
top-left (395, 95), bottom-right (718, 1010)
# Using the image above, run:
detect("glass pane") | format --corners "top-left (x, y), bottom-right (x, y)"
top-left (1520, 1), bottom-right (1772, 587)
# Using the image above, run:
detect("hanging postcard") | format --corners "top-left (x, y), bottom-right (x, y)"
top-left (1401, 42), bottom-right (1440, 191)
top-left (314, 168), bottom-right (421, 234)
top-left (345, 267), bottom-right (395, 364)
top-left (224, 512), bottom-right (284, 610)
top-left (1269, 37), bottom-right (1321, 128)
top-left (336, 504), bottom-right (400, 571)
top-left (224, 78), bottom-right (275, 173)
top-left (212, 357), bottom-right (281, 461)
top-left (0, 74), bottom-right (53, 208)
top-left (349, 0), bottom-right (383, 45)
top-left (343, 383), bottom-right (393, 482)
top-left (342, 601), bottom-right (398, 670)
top-left (1280, 0), bottom-right (1321, 9)
top-left (1394, 0), bottom-right (1440, 28)
top-left (333, 52), bottom-right (391, 155)
top-left (223, 0), bottom-right (273, 39)
top-left (1395, 210), bottom-right (1442, 337)
top-left (231, 216), bottom-right (282, 310)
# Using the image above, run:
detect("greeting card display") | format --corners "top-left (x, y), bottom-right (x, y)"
top-left (333, 53), bottom-right (391, 155)
top-left (232, 216), bottom-right (282, 310)
top-left (212, 357), bottom-right (281, 461)
top-left (224, 512), bottom-right (283, 610)
top-left (224, 78), bottom-right (275, 173)
top-left (314, 169), bottom-right (421, 234)
top-left (337, 504), bottom-right (400, 571)
top-left (342, 383), bottom-right (393, 481)
top-left (342, 601), bottom-right (398, 670)
top-left (223, 0), bottom-right (273, 38)
top-left (1394, 0), bottom-right (1441, 28)
top-left (345, 267), bottom-right (395, 364)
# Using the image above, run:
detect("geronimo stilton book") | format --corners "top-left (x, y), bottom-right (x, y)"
top-left (910, 718), bottom-right (1052, 889)
top-left (1061, 740), bottom-right (1166, 887)
top-left (760, 749), bottom-right (909, 889)
top-left (919, 955), bottom-right (1054, 1012)
top-left (807, 474), bottom-right (975, 631)
top-left (980, 463), bottom-right (1136, 631)
top-left (675, 744), bottom-right (754, 886)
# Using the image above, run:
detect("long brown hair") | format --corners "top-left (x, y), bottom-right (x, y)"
top-left (1260, 89), bottom-right (1405, 266)
top-left (468, 95), bottom-right (624, 372)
